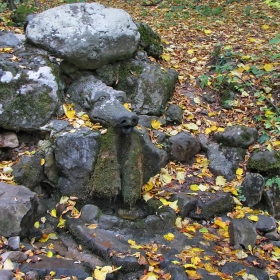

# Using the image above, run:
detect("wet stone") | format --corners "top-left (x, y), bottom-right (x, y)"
top-left (1, 251), bottom-right (27, 262)
top-left (165, 104), bottom-right (183, 124)
top-left (255, 215), bottom-right (277, 233)
top-left (8, 236), bottom-right (20, 251)
top-left (221, 261), bottom-right (269, 280)
top-left (80, 204), bottom-right (102, 224)
top-left (189, 192), bottom-right (234, 220)
top-left (98, 214), bottom-right (121, 230)
top-left (20, 255), bottom-right (91, 280)
top-left (0, 270), bottom-right (13, 280)
top-left (265, 229), bottom-right (280, 241)
top-left (229, 219), bottom-right (257, 249)
top-left (164, 263), bottom-right (188, 280)
top-left (171, 192), bottom-right (198, 218)
top-left (117, 208), bottom-right (146, 220)
top-left (242, 173), bottom-right (265, 207)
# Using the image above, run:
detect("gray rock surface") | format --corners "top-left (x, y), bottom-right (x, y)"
top-left (0, 270), bottom-right (13, 280)
top-left (20, 255), bottom-right (91, 280)
top-left (0, 33), bottom-right (61, 131)
top-left (80, 204), bottom-right (101, 224)
top-left (0, 132), bottom-right (19, 148)
top-left (165, 104), bottom-right (183, 124)
top-left (169, 132), bottom-right (201, 162)
top-left (26, 3), bottom-right (140, 69)
top-left (214, 125), bottom-right (258, 148)
top-left (136, 22), bottom-right (163, 58)
top-left (96, 57), bottom-right (178, 116)
top-left (12, 153), bottom-right (44, 191)
top-left (208, 143), bottom-right (246, 181)
top-left (255, 215), bottom-right (277, 233)
top-left (221, 262), bottom-right (269, 280)
top-left (242, 173), bottom-right (265, 207)
top-left (248, 150), bottom-right (280, 174)
top-left (189, 192), bottom-right (234, 220)
top-left (0, 182), bottom-right (38, 237)
top-left (54, 128), bottom-right (99, 198)
top-left (229, 218), bottom-right (257, 249)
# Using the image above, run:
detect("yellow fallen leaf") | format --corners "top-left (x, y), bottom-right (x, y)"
top-left (175, 217), bottom-right (182, 228)
top-left (169, 130), bottom-right (178, 136)
top-left (193, 97), bottom-right (200, 104)
top-left (169, 200), bottom-right (179, 211)
top-left (247, 215), bottom-right (259, 222)
top-left (236, 168), bottom-right (244, 179)
top-left (143, 192), bottom-right (153, 202)
top-left (183, 123), bottom-right (199, 131)
top-left (151, 119), bottom-right (161, 129)
top-left (50, 271), bottom-right (56, 277)
top-left (190, 184), bottom-right (199, 191)
top-left (3, 259), bottom-right (14, 270)
top-left (48, 232), bottom-right (58, 240)
top-left (143, 181), bottom-right (154, 192)
top-left (87, 224), bottom-right (98, 229)
top-left (273, 141), bottom-right (280, 146)
top-left (176, 172), bottom-right (185, 181)
top-left (46, 251), bottom-right (53, 258)
top-left (50, 209), bottom-right (57, 217)
top-left (34, 221), bottom-right (40, 229)
top-left (128, 239), bottom-right (136, 245)
top-left (59, 196), bottom-right (69, 204)
top-left (164, 232), bottom-right (175, 241)
top-left (216, 176), bottom-right (226, 186)
top-left (57, 216), bottom-right (66, 228)
top-left (40, 158), bottom-right (45, 166)
top-left (214, 219), bottom-right (228, 230)
top-left (123, 103), bottom-right (131, 112)
top-left (263, 63), bottom-right (274, 71)
top-left (161, 53), bottom-right (170, 61)
top-left (63, 103), bottom-right (76, 119)
top-left (204, 29), bottom-right (212, 34)
top-left (187, 49), bottom-right (195, 54)
top-left (262, 24), bottom-right (269, 30)
top-left (191, 256), bottom-right (201, 265)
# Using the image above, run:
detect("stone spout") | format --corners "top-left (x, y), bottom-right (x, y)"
top-left (67, 75), bottom-right (139, 134)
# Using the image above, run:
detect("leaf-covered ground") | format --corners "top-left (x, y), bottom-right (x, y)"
top-left (0, 0), bottom-right (280, 279)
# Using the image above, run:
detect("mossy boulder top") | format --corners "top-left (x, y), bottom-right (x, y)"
top-left (25, 3), bottom-right (140, 69)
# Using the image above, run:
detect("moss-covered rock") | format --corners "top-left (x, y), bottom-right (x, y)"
top-left (0, 38), bottom-right (62, 131)
top-left (117, 130), bottom-right (143, 207)
top-left (247, 150), bottom-right (280, 175)
top-left (117, 59), bottom-right (177, 116)
top-left (136, 22), bottom-right (163, 58)
top-left (87, 127), bottom-right (121, 199)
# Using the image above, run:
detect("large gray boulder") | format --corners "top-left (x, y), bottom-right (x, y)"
top-left (26, 3), bottom-right (140, 69)
top-left (241, 173), bottom-right (265, 207)
top-left (0, 32), bottom-right (61, 131)
top-left (168, 132), bottom-right (200, 162)
top-left (0, 182), bottom-right (38, 237)
top-left (214, 125), bottom-right (258, 148)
